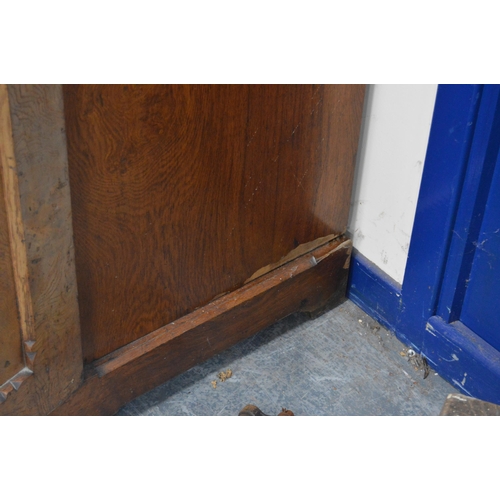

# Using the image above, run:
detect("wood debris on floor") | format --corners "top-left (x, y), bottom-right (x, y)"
top-left (211, 368), bottom-right (233, 388)
top-left (217, 369), bottom-right (233, 382)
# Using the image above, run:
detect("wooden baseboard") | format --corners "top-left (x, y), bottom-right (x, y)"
top-left (51, 236), bottom-right (352, 415)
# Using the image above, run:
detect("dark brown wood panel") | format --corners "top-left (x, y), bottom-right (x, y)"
top-left (63, 85), bottom-right (365, 362)
top-left (0, 155), bottom-right (24, 384)
top-left (51, 236), bottom-right (352, 416)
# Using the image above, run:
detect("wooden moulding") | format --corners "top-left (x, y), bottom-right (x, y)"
top-left (52, 236), bottom-right (352, 415)
top-left (0, 84), bottom-right (35, 401)
top-left (0, 85), bottom-right (83, 416)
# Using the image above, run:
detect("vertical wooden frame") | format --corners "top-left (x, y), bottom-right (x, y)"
top-left (0, 84), bottom-right (35, 400)
top-left (0, 85), bottom-right (83, 415)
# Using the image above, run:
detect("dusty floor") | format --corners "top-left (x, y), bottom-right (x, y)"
top-left (117, 299), bottom-right (456, 416)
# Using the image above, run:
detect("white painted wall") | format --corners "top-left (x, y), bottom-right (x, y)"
top-left (347, 84), bottom-right (438, 285)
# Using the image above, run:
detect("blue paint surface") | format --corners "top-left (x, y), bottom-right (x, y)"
top-left (349, 253), bottom-right (500, 404)
top-left (437, 85), bottom-right (500, 323)
top-left (347, 251), bottom-right (402, 338)
top-left (348, 84), bottom-right (500, 405)
top-left (460, 148), bottom-right (500, 351)
top-left (425, 316), bottom-right (500, 405)
top-left (400, 84), bottom-right (482, 344)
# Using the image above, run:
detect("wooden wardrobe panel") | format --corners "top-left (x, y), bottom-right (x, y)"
top-left (63, 85), bottom-right (365, 362)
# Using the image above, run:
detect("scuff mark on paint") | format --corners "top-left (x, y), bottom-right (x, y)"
top-left (451, 379), bottom-right (472, 396)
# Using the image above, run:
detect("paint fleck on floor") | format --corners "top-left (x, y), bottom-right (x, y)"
top-left (117, 300), bottom-right (455, 416)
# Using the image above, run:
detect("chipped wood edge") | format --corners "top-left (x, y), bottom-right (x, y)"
top-left (0, 367), bottom-right (33, 403)
top-left (244, 233), bottom-right (341, 283)
top-left (0, 85), bottom-right (36, 401)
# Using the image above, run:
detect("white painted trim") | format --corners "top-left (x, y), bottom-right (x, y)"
top-left (348, 84), bottom-right (438, 284)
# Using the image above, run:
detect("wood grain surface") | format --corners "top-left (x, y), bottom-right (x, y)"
top-left (0, 85), bottom-right (83, 415)
top-left (51, 236), bottom-right (352, 415)
top-left (0, 84), bottom-right (32, 394)
top-left (0, 142), bottom-right (24, 384)
top-left (63, 85), bottom-right (365, 362)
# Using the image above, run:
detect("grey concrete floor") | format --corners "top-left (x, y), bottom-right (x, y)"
top-left (117, 299), bottom-right (456, 416)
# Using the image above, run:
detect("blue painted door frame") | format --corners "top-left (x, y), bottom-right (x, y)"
top-left (348, 84), bottom-right (500, 405)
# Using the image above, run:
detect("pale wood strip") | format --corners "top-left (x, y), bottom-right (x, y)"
top-left (0, 85), bottom-right (35, 344)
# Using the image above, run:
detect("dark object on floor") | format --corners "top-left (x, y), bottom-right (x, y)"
top-left (239, 405), bottom-right (268, 416)
top-left (406, 349), bottom-right (430, 379)
top-left (440, 393), bottom-right (500, 416)
top-left (238, 405), bottom-right (295, 416)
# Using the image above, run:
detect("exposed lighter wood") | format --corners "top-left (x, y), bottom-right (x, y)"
top-left (244, 233), bottom-right (340, 283)
top-left (0, 87), bottom-right (34, 338)
top-left (0, 159), bottom-right (25, 385)
top-left (0, 85), bottom-right (83, 415)
top-left (0, 85), bottom-right (33, 390)
top-left (51, 237), bottom-right (351, 415)
top-left (0, 382), bottom-right (13, 403)
top-left (63, 85), bottom-right (365, 362)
